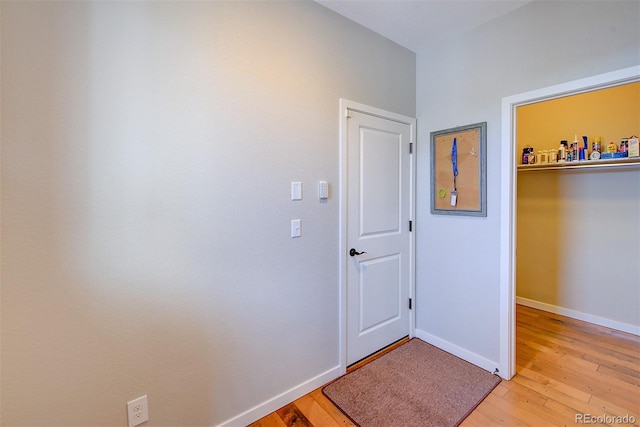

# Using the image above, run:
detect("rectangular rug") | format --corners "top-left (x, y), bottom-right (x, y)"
top-left (323, 338), bottom-right (501, 427)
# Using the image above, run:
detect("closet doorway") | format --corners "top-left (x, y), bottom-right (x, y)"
top-left (499, 65), bottom-right (640, 379)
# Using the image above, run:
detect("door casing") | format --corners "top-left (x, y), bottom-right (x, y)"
top-left (338, 98), bottom-right (416, 373)
top-left (499, 65), bottom-right (640, 380)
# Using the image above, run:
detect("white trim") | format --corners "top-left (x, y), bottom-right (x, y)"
top-left (215, 365), bottom-right (341, 427)
top-left (415, 329), bottom-right (500, 377)
top-left (340, 99), bottom-right (417, 127)
top-left (499, 65), bottom-right (640, 380)
top-left (516, 297), bottom-right (640, 337)
top-left (499, 94), bottom-right (517, 380)
top-left (408, 107), bottom-right (417, 341)
top-left (338, 99), bottom-right (349, 374)
top-left (338, 99), bottom-right (417, 373)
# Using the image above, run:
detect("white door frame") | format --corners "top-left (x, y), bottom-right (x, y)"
top-left (499, 65), bottom-right (640, 379)
top-left (338, 98), bottom-right (416, 373)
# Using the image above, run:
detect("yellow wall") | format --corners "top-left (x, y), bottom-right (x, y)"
top-left (517, 81), bottom-right (640, 155)
top-left (516, 81), bottom-right (640, 331)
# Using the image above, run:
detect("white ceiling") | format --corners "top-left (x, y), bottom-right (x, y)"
top-left (315, 0), bottom-right (533, 53)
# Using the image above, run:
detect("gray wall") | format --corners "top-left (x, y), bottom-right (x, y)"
top-left (416, 0), bottom-right (640, 365)
top-left (0, 1), bottom-right (415, 425)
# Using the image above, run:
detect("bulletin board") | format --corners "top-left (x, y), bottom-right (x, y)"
top-left (430, 122), bottom-right (487, 216)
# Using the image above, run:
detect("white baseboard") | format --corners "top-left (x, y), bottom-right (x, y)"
top-left (414, 329), bottom-right (502, 377)
top-left (215, 365), bottom-right (341, 427)
top-left (516, 297), bottom-right (640, 336)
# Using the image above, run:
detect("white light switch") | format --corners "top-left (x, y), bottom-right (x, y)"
top-left (291, 219), bottom-right (301, 238)
top-left (291, 182), bottom-right (302, 200)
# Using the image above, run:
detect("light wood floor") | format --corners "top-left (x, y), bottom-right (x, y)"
top-left (250, 305), bottom-right (640, 426)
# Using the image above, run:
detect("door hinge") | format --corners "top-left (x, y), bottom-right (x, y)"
top-left (409, 142), bottom-right (413, 154)
top-left (409, 220), bottom-right (413, 232)
top-left (346, 110), bottom-right (352, 119)
top-left (409, 298), bottom-right (412, 310)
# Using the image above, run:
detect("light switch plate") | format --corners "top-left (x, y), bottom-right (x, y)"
top-left (291, 182), bottom-right (302, 200)
top-left (291, 219), bottom-right (301, 237)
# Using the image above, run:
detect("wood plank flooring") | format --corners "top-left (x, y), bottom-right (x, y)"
top-left (250, 305), bottom-right (640, 426)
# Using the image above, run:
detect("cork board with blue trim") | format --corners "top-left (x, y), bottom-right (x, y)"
top-left (430, 122), bottom-right (487, 216)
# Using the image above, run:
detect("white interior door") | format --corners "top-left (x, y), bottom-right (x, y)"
top-left (345, 107), bottom-right (414, 365)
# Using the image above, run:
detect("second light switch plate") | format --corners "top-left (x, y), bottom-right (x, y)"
top-left (291, 219), bottom-right (301, 237)
top-left (291, 182), bottom-right (302, 200)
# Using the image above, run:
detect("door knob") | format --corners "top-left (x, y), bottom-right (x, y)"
top-left (349, 248), bottom-right (367, 257)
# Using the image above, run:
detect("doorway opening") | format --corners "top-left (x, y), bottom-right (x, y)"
top-left (499, 65), bottom-right (640, 379)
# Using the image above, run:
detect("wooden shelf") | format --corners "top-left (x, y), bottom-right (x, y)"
top-left (517, 156), bottom-right (640, 172)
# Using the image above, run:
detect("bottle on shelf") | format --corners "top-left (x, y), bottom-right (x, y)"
top-left (537, 150), bottom-right (548, 164)
top-left (558, 140), bottom-right (567, 163)
top-left (522, 146), bottom-right (532, 164)
top-left (620, 138), bottom-right (628, 153)
top-left (591, 137), bottom-right (602, 160)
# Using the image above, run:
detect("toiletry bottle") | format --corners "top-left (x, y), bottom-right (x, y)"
top-left (620, 138), bottom-right (629, 152)
top-left (592, 137), bottom-right (601, 154)
top-left (522, 146), bottom-right (531, 164)
top-left (528, 149), bottom-right (536, 164)
top-left (558, 140), bottom-right (567, 163)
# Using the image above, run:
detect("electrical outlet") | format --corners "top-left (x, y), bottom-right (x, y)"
top-left (127, 395), bottom-right (149, 427)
